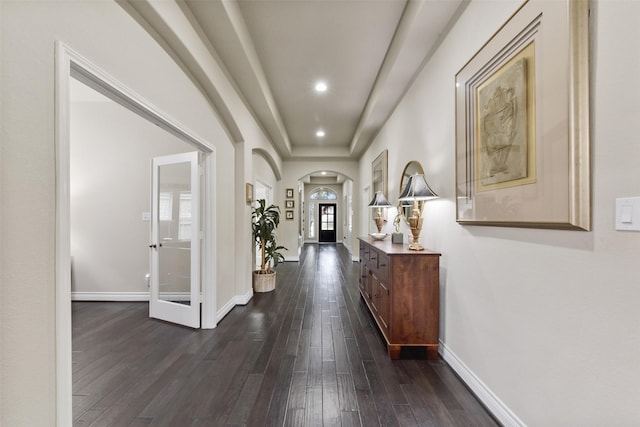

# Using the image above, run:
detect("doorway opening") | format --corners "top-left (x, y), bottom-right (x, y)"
top-left (56, 42), bottom-right (217, 425)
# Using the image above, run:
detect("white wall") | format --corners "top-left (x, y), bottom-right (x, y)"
top-left (252, 151), bottom-right (278, 198)
top-left (70, 89), bottom-right (194, 296)
top-left (360, 0), bottom-right (640, 424)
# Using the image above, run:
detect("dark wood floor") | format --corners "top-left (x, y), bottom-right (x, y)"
top-left (73, 244), bottom-right (498, 426)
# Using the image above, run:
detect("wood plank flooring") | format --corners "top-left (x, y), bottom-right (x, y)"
top-left (73, 243), bottom-right (499, 426)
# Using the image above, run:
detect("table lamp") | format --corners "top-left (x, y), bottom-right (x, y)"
top-left (398, 174), bottom-right (438, 250)
top-left (368, 191), bottom-right (392, 233)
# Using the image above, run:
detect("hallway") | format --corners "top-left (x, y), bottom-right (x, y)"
top-left (72, 244), bottom-right (498, 426)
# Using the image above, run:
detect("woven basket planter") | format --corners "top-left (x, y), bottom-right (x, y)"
top-left (253, 271), bottom-right (276, 293)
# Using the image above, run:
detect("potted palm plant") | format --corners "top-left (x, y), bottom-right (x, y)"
top-left (251, 199), bottom-right (287, 292)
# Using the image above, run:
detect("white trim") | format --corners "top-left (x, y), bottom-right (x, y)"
top-left (439, 341), bottom-right (525, 427)
top-left (216, 291), bottom-right (253, 323)
top-left (72, 292), bottom-right (150, 301)
top-left (55, 41), bottom-right (73, 427)
top-left (72, 290), bottom-right (252, 327)
top-left (235, 290), bottom-right (254, 306)
top-left (284, 255), bottom-right (300, 262)
top-left (201, 152), bottom-right (217, 329)
top-left (55, 41), bottom-right (218, 426)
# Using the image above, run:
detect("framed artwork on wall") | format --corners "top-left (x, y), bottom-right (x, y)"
top-left (245, 183), bottom-right (253, 204)
top-left (286, 188), bottom-right (294, 199)
top-left (285, 200), bottom-right (294, 209)
top-left (371, 149), bottom-right (388, 198)
top-left (371, 149), bottom-right (388, 223)
top-left (455, 0), bottom-right (590, 230)
top-left (285, 210), bottom-right (294, 220)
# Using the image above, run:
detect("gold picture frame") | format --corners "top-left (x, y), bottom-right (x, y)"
top-left (371, 149), bottom-right (388, 198)
top-left (371, 149), bottom-right (388, 224)
top-left (245, 183), bottom-right (253, 204)
top-left (455, 0), bottom-right (590, 230)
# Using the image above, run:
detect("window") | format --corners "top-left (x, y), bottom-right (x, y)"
top-left (321, 205), bottom-right (335, 231)
top-left (310, 187), bottom-right (337, 200)
top-left (178, 192), bottom-right (192, 241)
top-left (309, 204), bottom-right (315, 238)
top-left (159, 192), bottom-right (172, 221)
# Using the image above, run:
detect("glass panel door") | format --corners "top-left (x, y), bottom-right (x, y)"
top-left (150, 152), bottom-right (200, 328)
top-left (319, 203), bottom-right (337, 243)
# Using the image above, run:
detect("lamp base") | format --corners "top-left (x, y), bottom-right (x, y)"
top-left (408, 241), bottom-right (424, 251)
top-left (374, 216), bottom-right (384, 233)
top-left (408, 225), bottom-right (424, 251)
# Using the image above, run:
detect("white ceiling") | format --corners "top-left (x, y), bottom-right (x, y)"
top-left (122, 0), bottom-right (466, 161)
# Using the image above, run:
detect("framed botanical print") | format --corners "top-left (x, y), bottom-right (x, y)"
top-left (455, 0), bottom-right (590, 230)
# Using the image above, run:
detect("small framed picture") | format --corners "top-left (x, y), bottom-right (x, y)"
top-left (286, 188), bottom-right (294, 199)
top-left (245, 183), bottom-right (253, 204)
top-left (285, 200), bottom-right (294, 209)
top-left (285, 210), bottom-right (294, 220)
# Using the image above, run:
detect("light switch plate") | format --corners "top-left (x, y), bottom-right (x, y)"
top-left (615, 197), bottom-right (640, 231)
top-left (142, 212), bottom-right (151, 222)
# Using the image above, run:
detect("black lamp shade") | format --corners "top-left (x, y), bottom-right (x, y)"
top-left (398, 174), bottom-right (438, 201)
top-left (368, 191), bottom-right (392, 207)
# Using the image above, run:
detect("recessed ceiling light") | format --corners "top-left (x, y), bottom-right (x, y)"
top-left (321, 171), bottom-right (327, 175)
top-left (316, 130), bottom-right (325, 137)
top-left (314, 81), bottom-right (328, 93)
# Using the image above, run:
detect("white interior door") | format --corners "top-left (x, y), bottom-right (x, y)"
top-left (150, 151), bottom-right (200, 328)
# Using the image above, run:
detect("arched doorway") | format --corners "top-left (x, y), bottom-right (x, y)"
top-left (307, 187), bottom-right (338, 242)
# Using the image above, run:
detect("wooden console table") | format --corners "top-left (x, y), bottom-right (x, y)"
top-left (358, 237), bottom-right (440, 359)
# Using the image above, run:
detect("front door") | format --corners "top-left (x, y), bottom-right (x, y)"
top-left (150, 152), bottom-right (200, 328)
top-left (319, 203), bottom-right (337, 243)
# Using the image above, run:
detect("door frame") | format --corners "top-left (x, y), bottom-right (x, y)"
top-left (55, 42), bottom-right (217, 425)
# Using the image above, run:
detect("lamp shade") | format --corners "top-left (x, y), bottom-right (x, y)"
top-left (368, 191), bottom-right (392, 207)
top-left (398, 174), bottom-right (438, 201)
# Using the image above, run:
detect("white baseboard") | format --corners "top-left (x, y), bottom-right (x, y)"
top-left (284, 255), bottom-right (299, 262)
top-left (439, 341), bottom-right (525, 427)
top-left (75, 290), bottom-right (256, 328)
top-left (72, 291), bottom-right (149, 301)
top-left (216, 290), bottom-right (253, 323)
top-left (72, 291), bottom-right (191, 301)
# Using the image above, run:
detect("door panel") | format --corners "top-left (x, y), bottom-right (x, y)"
top-left (319, 203), bottom-right (336, 243)
top-left (150, 152), bottom-right (200, 328)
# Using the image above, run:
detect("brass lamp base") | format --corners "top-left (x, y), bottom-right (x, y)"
top-left (407, 211), bottom-right (424, 251)
top-left (408, 228), bottom-right (424, 251)
top-left (374, 216), bottom-right (384, 233)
